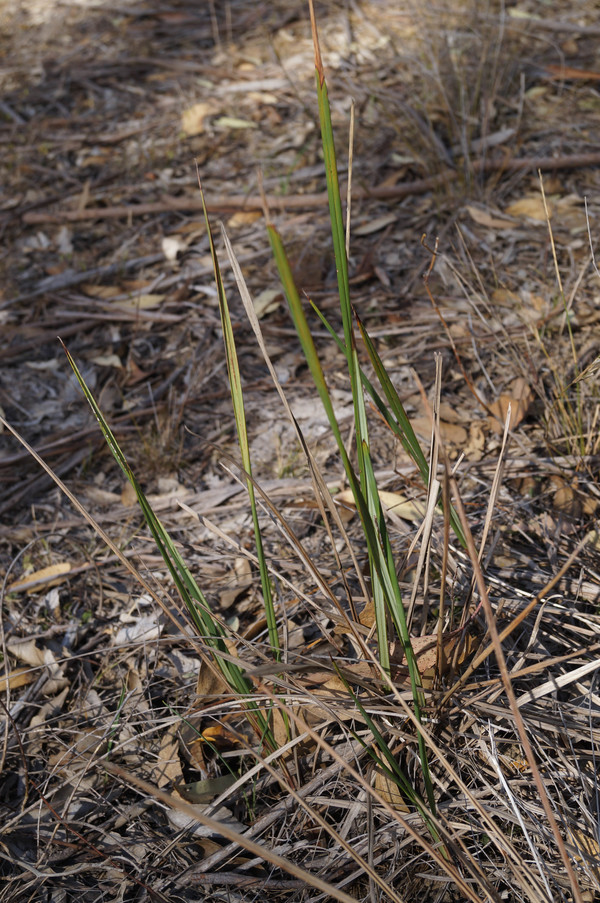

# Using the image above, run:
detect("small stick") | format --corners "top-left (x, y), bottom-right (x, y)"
top-left (20, 152), bottom-right (600, 225)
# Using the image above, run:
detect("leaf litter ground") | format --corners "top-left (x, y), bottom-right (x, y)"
top-left (1, 1), bottom-right (600, 901)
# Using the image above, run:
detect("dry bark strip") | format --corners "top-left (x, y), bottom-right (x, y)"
top-left (21, 152), bottom-right (600, 224)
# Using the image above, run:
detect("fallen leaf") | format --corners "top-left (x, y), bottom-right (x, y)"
top-left (162, 236), bottom-right (186, 260)
top-left (153, 727), bottom-right (183, 788)
top-left (466, 205), bottom-right (513, 230)
top-left (390, 630), bottom-right (480, 687)
top-left (569, 828), bottom-right (600, 880)
top-left (488, 377), bottom-right (534, 431)
top-left (116, 293), bottom-right (164, 311)
top-left (336, 488), bottom-right (426, 522)
top-left (121, 481), bottom-right (138, 506)
top-left (228, 210), bottom-right (262, 228)
top-left (410, 416), bottom-right (468, 446)
top-left (91, 353), bottom-right (123, 369)
top-left (464, 421), bottom-right (486, 461)
top-left (214, 116), bottom-right (257, 130)
top-left (505, 195), bottom-right (551, 222)
top-left (354, 213), bottom-right (397, 236)
top-left (8, 561), bottom-right (71, 593)
top-left (7, 638), bottom-right (67, 694)
top-left (166, 801), bottom-right (245, 837)
top-left (0, 667), bottom-right (35, 691)
top-left (81, 283), bottom-right (120, 299)
top-left (253, 288), bottom-right (281, 318)
top-left (373, 750), bottom-right (409, 812)
top-left (378, 490), bottom-right (426, 521)
top-left (181, 101), bottom-right (216, 136)
top-left (114, 616), bottom-right (161, 646)
top-left (491, 287), bottom-right (520, 307)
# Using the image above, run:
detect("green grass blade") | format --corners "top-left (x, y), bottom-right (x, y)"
top-left (198, 185), bottom-right (280, 663)
top-left (336, 666), bottom-right (442, 842)
top-left (310, 15), bottom-right (437, 806)
top-left (61, 342), bottom-right (274, 747)
top-left (311, 300), bottom-right (466, 546)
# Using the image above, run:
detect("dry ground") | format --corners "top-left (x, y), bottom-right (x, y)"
top-left (1, 1), bottom-right (600, 901)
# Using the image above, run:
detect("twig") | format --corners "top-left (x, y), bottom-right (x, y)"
top-left (1, 253), bottom-right (165, 308)
top-left (20, 152), bottom-right (600, 225)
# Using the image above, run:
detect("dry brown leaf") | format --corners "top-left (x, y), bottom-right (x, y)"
top-left (81, 283), bottom-right (120, 299)
top-left (373, 750), bottom-right (409, 812)
top-left (47, 727), bottom-right (108, 769)
top-left (548, 474), bottom-right (596, 518)
top-left (390, 631), bottom-right (480, 687)
top-left (410, 416), bottom-right (467, 446)
top-left (378, 490), bottom-right (426, 521)
top-left (153, 727), bottom-right (183, 788)
top-left (464, 421), bottom-right (486, 461)
top-left (121, 481), bottom-right (137, 506)
top-left (253, 288), bottom-right (281, 318)
top-left (491, 287), bottom-right (520, 307)
top-left (358, 598), bottom-right (376, 629)
top-left (114, 616), bottom-right (160, 646)
top-left (91, 353), bottom-right (123, 369)
top-left (116, 293), bottom-right (164, 311)
top-left (8, 637), bottom-right (54, 667)
top-left (438, 401), bottom-right (468, 423)
top-left (569, 828), bottom-right (600, 880)
top-left (167, 799), bottom-right (245, 837)
top-left (214, 116), bottom-right (257, 130)
top-left (29, 686), bottom-right (69, 731)
top-left (196, 656), bottom-right (231, 703)
top-left (488, 377), bottom-right (533, 431)
top-left (466, 205), bottom-right (513, 230)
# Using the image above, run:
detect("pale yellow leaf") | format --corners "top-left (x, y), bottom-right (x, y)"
top-left (336, 488), bottom-right (425, 522)
top-left (181, 102), bottom-right (216, 137)
top-left (8, 562), bottom-right (71, 593)
top-left (505, 195), bottom-right (551, 222)
top-left (91, 354), bottom-right (123, 369)
top-left (162, 236), bottom-right (185, 261)
top-left (378, 490), bottom-right (426, 521)
top-left (253, 288), bottom-right (281, 318)
top-left (214, 116), bottom-right (257, 130)
top-left (228, 210), bottom-right (262, 228)
top-left (0, 667), bottom-right (35, 691)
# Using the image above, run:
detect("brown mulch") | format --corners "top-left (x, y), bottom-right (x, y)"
top-left (1, 0), bottom-right (600, 901)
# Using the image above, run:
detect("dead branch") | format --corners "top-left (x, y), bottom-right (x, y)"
top-left (20, 153), bottom-right (600, 225)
